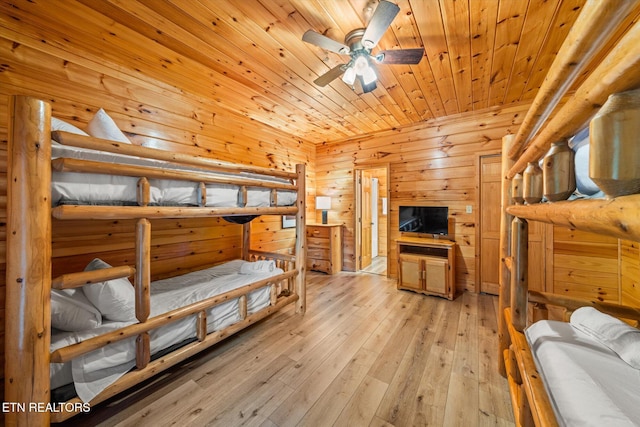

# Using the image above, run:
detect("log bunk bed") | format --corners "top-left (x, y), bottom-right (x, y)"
top-left (5, 96), bottom-right (306, 425)
top-left (498, 1), bottom-right (640, 426)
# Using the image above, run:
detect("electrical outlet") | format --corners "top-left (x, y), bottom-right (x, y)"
top-left (466, 205), bottom-right (473, 214)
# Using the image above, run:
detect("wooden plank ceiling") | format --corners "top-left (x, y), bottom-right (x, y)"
top-left (1, 0), bottom-right (586, 144)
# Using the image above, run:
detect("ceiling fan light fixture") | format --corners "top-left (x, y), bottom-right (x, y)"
top-left (358, 75), bottom-right (377, 94)
top-left (362, 39), bottom-right (375, 49)
top-left (354, 55), bottom-right (369, 75)
top-left (362, 66), bottom-right (376, 85)
top-left (342, 66), bottom-right (357, 85)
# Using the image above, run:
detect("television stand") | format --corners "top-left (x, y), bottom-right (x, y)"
top-left (396, 236), bottom-right (456, 300)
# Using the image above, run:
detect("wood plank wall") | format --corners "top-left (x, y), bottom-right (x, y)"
top-left (0, 36), bottom-right (316, 383)
top-left (530, 228), bottom-right (640, 311)
top-left (551, 227), bottom-right (620, 302)
top-left (316, 106), bottom-right (640, 303)
top-left (621, 240), bottom-right (640, 307)
top-left (316, 102), bottom-right (530, 292)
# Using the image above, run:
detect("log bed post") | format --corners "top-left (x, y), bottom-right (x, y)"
top-left (511, 217), bottom-right (529, 332)
top-left (135, 218), bottom-right (151, 322)
top-left (135, 218), bottom-right (151, 369)
top-left (294, 164), bottom-right (306, 313)
top-left (242, 221), bottom-right (251, 261)
top-left (5, 96), bottom-right (52, 426)
top-left (498, 134), bottom-right (516, 376)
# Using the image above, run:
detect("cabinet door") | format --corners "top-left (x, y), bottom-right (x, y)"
top-left (399, 254), bottom-right (423, 291)
top-left (424, 257), bottom-right (448, 295)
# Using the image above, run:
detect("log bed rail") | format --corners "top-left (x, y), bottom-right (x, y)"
top-left (498, 0), bottom-right (640, 425)
top-left (6, 95), bottom-right (307, 425)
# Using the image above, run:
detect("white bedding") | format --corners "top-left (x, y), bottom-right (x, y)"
top-left (50, 144), bottom-right (297, 207)
top-left (50, 260), bottom-right (282, 402)
top-left (525, 320), bottom-right (640, 426)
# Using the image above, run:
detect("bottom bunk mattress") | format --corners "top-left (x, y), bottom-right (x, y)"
top-left (525, 317), bottom-right (640, 426)
top-left (50, 259), bottom-right (282, 402)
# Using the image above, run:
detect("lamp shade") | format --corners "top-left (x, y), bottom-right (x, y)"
top-left (315, 196), bottom-right (331, 210)
top-left (342, 66), bottom-right (356, 85)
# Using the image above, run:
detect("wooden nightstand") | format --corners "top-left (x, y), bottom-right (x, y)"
top-left (306, 224), bottom-right (342, 274)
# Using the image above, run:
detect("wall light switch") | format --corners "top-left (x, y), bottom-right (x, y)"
top-left (466, 205), bottom-right (473, 214)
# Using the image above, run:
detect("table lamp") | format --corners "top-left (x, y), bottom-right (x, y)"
top-left (315, 196), bottom-right (331, 224)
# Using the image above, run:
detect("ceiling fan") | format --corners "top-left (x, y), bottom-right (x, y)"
top-left (302, 0), bottom-right (424, 93)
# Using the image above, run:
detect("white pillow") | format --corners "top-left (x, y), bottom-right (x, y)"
top-left (239, 260), bottom-right (275, 274)
top-left (51, 117), bottom-right (90, 146)
top-left (51, 288), bottom-right (102, 331)
top-left (571, 306), bottom-right (640, 369)
top-left (86, 108), bottom-right (131, 144)
top-left (82, 258), bottom-right (137, 322)
top-left (51, 117), bottom-right (89, 136)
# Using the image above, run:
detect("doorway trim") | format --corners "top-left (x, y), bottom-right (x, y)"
top-left (354, 164), bottom-right (390, 274)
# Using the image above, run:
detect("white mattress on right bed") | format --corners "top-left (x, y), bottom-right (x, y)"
top-left (525, 320), bottom-right (640, 426)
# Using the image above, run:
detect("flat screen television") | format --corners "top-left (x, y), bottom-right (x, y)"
top-left (399, 206), bottom-right (449, 236)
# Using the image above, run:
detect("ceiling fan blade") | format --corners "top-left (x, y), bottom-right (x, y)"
top-left (314, 64), bottom-right (347, 86)
top-left (376, 48), bottom-right (424, 65)
top-left (302, 30), bottom-right (350, 55)
top-left (361, 0), bottom-right (400, 49)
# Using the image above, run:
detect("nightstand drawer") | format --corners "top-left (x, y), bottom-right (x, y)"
top-left (308, 237), bottom-right (330, 249)
top-left (307, 247), bottom-right (329, 260)
top-left (306, 227), bottom-right (330, 238)
top-left (306, 259), bottom-right (332, 273)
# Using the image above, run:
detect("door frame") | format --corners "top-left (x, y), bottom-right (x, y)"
top-left (354, 164), bottom-right (390, 274)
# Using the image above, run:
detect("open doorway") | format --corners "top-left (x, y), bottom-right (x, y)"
top-left (355, 166), bottom-right (389, 276)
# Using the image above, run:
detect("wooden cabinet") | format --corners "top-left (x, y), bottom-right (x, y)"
top-left (306, 224), bottom-right (342, 274)
top-left (397, 237), bottom-right (456, 300)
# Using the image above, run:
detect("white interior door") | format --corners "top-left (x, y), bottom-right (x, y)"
top-left (371, 178), bottom-right (379, 257)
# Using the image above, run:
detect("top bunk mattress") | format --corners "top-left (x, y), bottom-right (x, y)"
top-left (525, 319), bottom-right (640, 426)
top-left (51, 143), bottom-right (297, 207)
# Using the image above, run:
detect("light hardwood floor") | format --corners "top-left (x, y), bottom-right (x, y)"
top-left (61, 271), bottom-right (514, 427)
top-left (361, 256), bottom-right (388, 276)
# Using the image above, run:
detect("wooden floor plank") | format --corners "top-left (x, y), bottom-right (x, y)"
top-left (268, 295), bottom-right (402, 426)
top-left (451, 292), bottom-right (480, 379)
top-left (189, 357), bottom-right (294, 427)
top-left (478, 293), bottom-right (515, 424)
top-left (367, 298), bottom-right (429, 384)
top-left (374, 327), bottom-right (437, 425)
top-left (113, 380), bottom-right (204, 427)
top-left (277, 277), bottom-right (402, 390)
top-left (411, 344), bottom-right (453, 426)
top-left (442, 372), bottom-right (480, 426)
top-left (334, 375), bottom-right (388, 426)
top-left (59, 271), bottom-right (513, 427)
top-left (296, 348), bottom-right (379, 426)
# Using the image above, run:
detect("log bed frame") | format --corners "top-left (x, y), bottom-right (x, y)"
top-left (5, 95), bottom-right (307, 425)
top-left (498, 0), bottom-right (640, 425)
